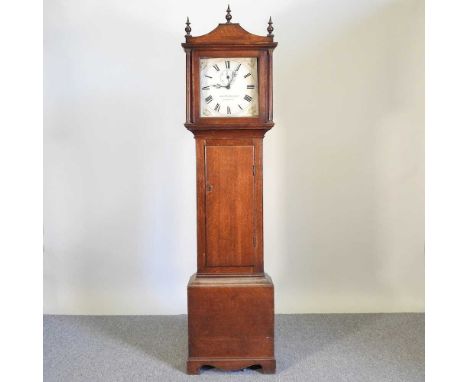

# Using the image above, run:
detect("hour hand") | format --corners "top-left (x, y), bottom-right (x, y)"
top-left (213, 84), bottom-right (226, 89)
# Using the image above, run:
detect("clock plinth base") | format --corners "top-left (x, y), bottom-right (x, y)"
top-left (187, 273), bottom-right (275, 374)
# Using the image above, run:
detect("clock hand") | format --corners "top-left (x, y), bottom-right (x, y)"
top-left (211, 71), bottom-right (234, 89)
top-left (228, 71), bottom-right (238, 86)
top-left (223, 72), bottom-right (235, 89)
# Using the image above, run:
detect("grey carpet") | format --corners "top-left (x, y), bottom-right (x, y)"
top-left (44, 313), bottom-right (424, 381)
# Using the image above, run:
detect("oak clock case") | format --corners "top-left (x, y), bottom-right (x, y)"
top-left (182, 7), bottom-right (277, 375)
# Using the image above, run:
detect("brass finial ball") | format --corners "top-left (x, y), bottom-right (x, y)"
top-left (225, 5), bottom-right (232, 23)
top-left (267, 16), bottom-right (274, 36)
top-left (185, 17), bottom-right (191, 37)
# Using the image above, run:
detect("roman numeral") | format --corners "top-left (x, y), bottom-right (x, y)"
top-left (247, 85), bottom-right (255, 89)
top-left (214, 103), bottom-right (220, 112)
top-left (244, 95), bottom-right (252, 102)
top-left (205, 75), bottom-right (212, 78)
top-left (227, 106), bottom-right (231, 114)
top-left (225, 61), bottom-right (230, 69)
top-left (213, 64), bottom-right (220, 71)
top-left (244, 73), bottom-right (251, 78)
top-left (238, 104), bottom-right (243, 110)
top-left (202, 86), bottom-right (210, 90)
top-left (235, 63), bottom-right (241, 71)
top-left (205, 95), bottom-right (213, 104)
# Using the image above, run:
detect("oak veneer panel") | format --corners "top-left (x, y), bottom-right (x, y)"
top-left (205, 144), bottom-right (255, 268)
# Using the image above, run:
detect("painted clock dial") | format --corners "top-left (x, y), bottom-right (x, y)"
top-left (199, 57), bottom-right (259, 117)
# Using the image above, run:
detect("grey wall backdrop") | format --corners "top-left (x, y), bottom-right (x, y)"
top-left (44, 0), bottom-right (424, 314)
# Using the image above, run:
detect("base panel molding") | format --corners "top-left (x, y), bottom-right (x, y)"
top-left (187, 357), bottom-right (276, 375)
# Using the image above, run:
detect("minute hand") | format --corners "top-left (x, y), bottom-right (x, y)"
top-left (228, 71), bottom-right (238, 87)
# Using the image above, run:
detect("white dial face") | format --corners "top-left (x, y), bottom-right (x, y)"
top-left (200, 57), bottom-right (259, 118)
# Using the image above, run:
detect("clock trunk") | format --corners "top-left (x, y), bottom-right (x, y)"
top-left (195, 136), bottom-right (264, 275)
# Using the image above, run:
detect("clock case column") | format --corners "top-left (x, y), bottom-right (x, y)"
top-left (182, 22), bottom-right (277, 375)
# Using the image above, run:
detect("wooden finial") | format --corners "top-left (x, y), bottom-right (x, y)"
top-left (225, 5), bottom-right (232, 23)
top-left (267, 16), bottom-right (274, 36)
top-left (185, 17), bottom-right (191, 37)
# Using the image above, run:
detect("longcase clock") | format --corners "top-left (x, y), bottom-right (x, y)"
top-left (182, 6), bottom-right (277, 374)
